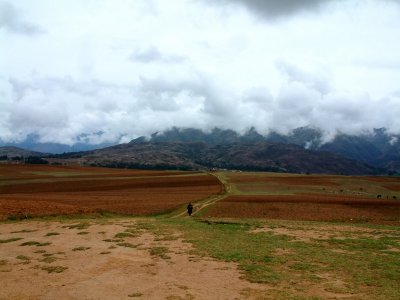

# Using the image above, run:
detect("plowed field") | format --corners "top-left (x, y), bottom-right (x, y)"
top-left (229, 174), bottom-right (340, 186)
top-left (205, 194), bottom-right (400, 225)
top-left (0, 164), bottom-right (222, 219)
top-left (205, 172), bottom-right (400, 224)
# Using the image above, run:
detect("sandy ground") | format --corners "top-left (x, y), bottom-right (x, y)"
top-left (0, 220), bottom-right (266, 300)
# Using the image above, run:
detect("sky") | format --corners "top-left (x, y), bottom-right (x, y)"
top-left (1, 0), bottom-right (400, 145)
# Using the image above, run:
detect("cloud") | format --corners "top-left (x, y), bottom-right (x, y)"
top-left (1, 0), bottom-right (400, 146)
top-left (208, 0), bottom-right (400, 19)
top-left (129, 46), bottom-right (187, 63)
top-left (276, 61), bottom-right (332, 94)
top-left (0, 1), bottom-right (43, 35)
top-left (209, 0), bottom-right (337, 19)
top-left (1, 63), bottom-right (400, 145)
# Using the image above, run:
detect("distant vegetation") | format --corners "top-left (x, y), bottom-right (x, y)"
top-left (1, 126), bottom-right (400, 175)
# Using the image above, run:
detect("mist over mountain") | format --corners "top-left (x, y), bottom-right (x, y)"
top-left (60, 137), bottom-right (377, 175)
top-left (0, 133), bottom-right (115, 154)
top-left (2, 126), bottom-right (399, 174)
top-left (140, 127), bottom-right (400, 172)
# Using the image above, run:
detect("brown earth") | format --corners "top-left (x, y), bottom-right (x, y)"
top-left (0, 220), bottom-right (267, 300)
top-left (358, 176), bottom-right (400, 183)
top-left (205, 195), bottom-right (400, 225)
top-left (0, 164), bottom-right (222, 219)
top-left (384, 185), bottom-right (400, 191)
top-left (227, 174), bottom-right (341, 186)
top-left (252, 223), bottom-right (400, 242)
top-left (228, 173), bottom-right (400, 187)
top-left (0, 164), bottom-right (194, 181)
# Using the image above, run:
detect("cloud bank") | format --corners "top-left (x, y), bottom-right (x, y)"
top-left (1, 0), bottom-right (400, 145)
top-left (211, 0), bottom-right (336, 19)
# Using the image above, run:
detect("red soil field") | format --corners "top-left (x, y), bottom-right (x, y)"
top-left (0, 164), bottom-right (222, 219)
top-left (205, 195), bottom-right (400, 225)
top-left (383, 185), bottom-right (400, 191)
top-left (227, 174), bottom-right (340, 186)
top-left (0, 164), bottom-right (192, 180)
top-left (357, 176), bottom-right (400, 183)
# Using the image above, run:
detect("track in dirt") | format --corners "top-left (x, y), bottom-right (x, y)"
top-left (0, 164), bottom-right (223, 219)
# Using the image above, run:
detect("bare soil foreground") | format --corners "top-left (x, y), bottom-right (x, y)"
top-left (1, 218), bottom-right (399, 299)
top-left (0, 164), bottom-right (222, 219)
top-left (0, 219), bottom-right (264, 300)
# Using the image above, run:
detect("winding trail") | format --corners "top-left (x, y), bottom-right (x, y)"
top-left (170, 172), bottom-right (232, 218)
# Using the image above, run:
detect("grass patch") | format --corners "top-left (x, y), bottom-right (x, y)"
top-left (41, 266), bottom-right (68, 273)
top-left (128, 292), bottom-right (143, 297)
top-left (0, 237), bottom-right (23, 243)
top-left (11, 229), bottom-right (37, 233)
top-left (117, 242), bottom-right (137, 248)
top-left (154, 217), bottom-right (400, 299)
top-left (103, 238), bottom-right (124, 243)
top-left (124, 228), bottom-right (142, 236)
top-left (77, 231), bottom-right (89, 235)
top-left (149, 246), bottom-right (171, 259)
top-left (20, 241), bottom-right (51, 247)
top-left (16, 255), bottom-right (30, 261)
top-left (40, 256), bottom-right (57, 263)
top-left (37, 242), bottom-right (51, 247)
top-left (34, 250), bottom-right (46, 254)
top-left (45, 232), bottom-right (60, 237)
top-left (114, 232), bottom-right (135, 239)
top-left (72, 246), bottom-right (91, 251)
top-left (154, 234), bottom-right (179, 241)
top-left (63, 222), bottom-right (91, 230)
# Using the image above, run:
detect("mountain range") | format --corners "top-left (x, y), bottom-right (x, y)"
top-left (1, 127), bottom-right (399, 175)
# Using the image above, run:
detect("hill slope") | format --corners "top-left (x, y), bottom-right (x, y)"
top-left (75, 140), bottom-right (377, 175)
top-left (0, 146), bottom-right (43, 158)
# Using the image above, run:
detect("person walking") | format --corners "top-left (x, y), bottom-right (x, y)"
top-left (187, 203), bottom-right (193, 216)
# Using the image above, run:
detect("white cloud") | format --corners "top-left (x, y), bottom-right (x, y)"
top-left (130, 46), bottom-right (187, 63)
top-left (0, 1), bottom-right (43, 35)
top-left (208, 0), bottom-right (336, 19)
top-left (0, 0), bottom-right (400, 145)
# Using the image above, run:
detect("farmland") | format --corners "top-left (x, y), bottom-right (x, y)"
top-left (203, 172), bottom-right (400, 225)
top-left (0, 164), bottom-right (399, 299)
top-left (0, 164), bottom-right (222, 219)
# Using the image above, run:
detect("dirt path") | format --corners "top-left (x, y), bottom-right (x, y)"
top-left (0, 220), bottom-right (266, 300)
top-left (171, 172), bottom-right (232, 218)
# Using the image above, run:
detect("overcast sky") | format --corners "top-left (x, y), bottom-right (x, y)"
top-left (1, 0), bottom-right (400, 145)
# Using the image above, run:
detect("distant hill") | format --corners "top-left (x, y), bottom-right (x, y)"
top-left (55, 140), bottom-right (377, 175)
top-left (0, 133), bottom-right (115, 154)
top-left (262, 127), bottom-right (400, 173)
top-left (1, 127), bottom-right (399, 174)
top-left (145, 127), bottom-right (400, 173)
top-left (0, 146), bottom-right (43, 158)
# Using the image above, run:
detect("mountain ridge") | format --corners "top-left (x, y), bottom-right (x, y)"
top-left (1, 127), bottom-right (398, 174)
